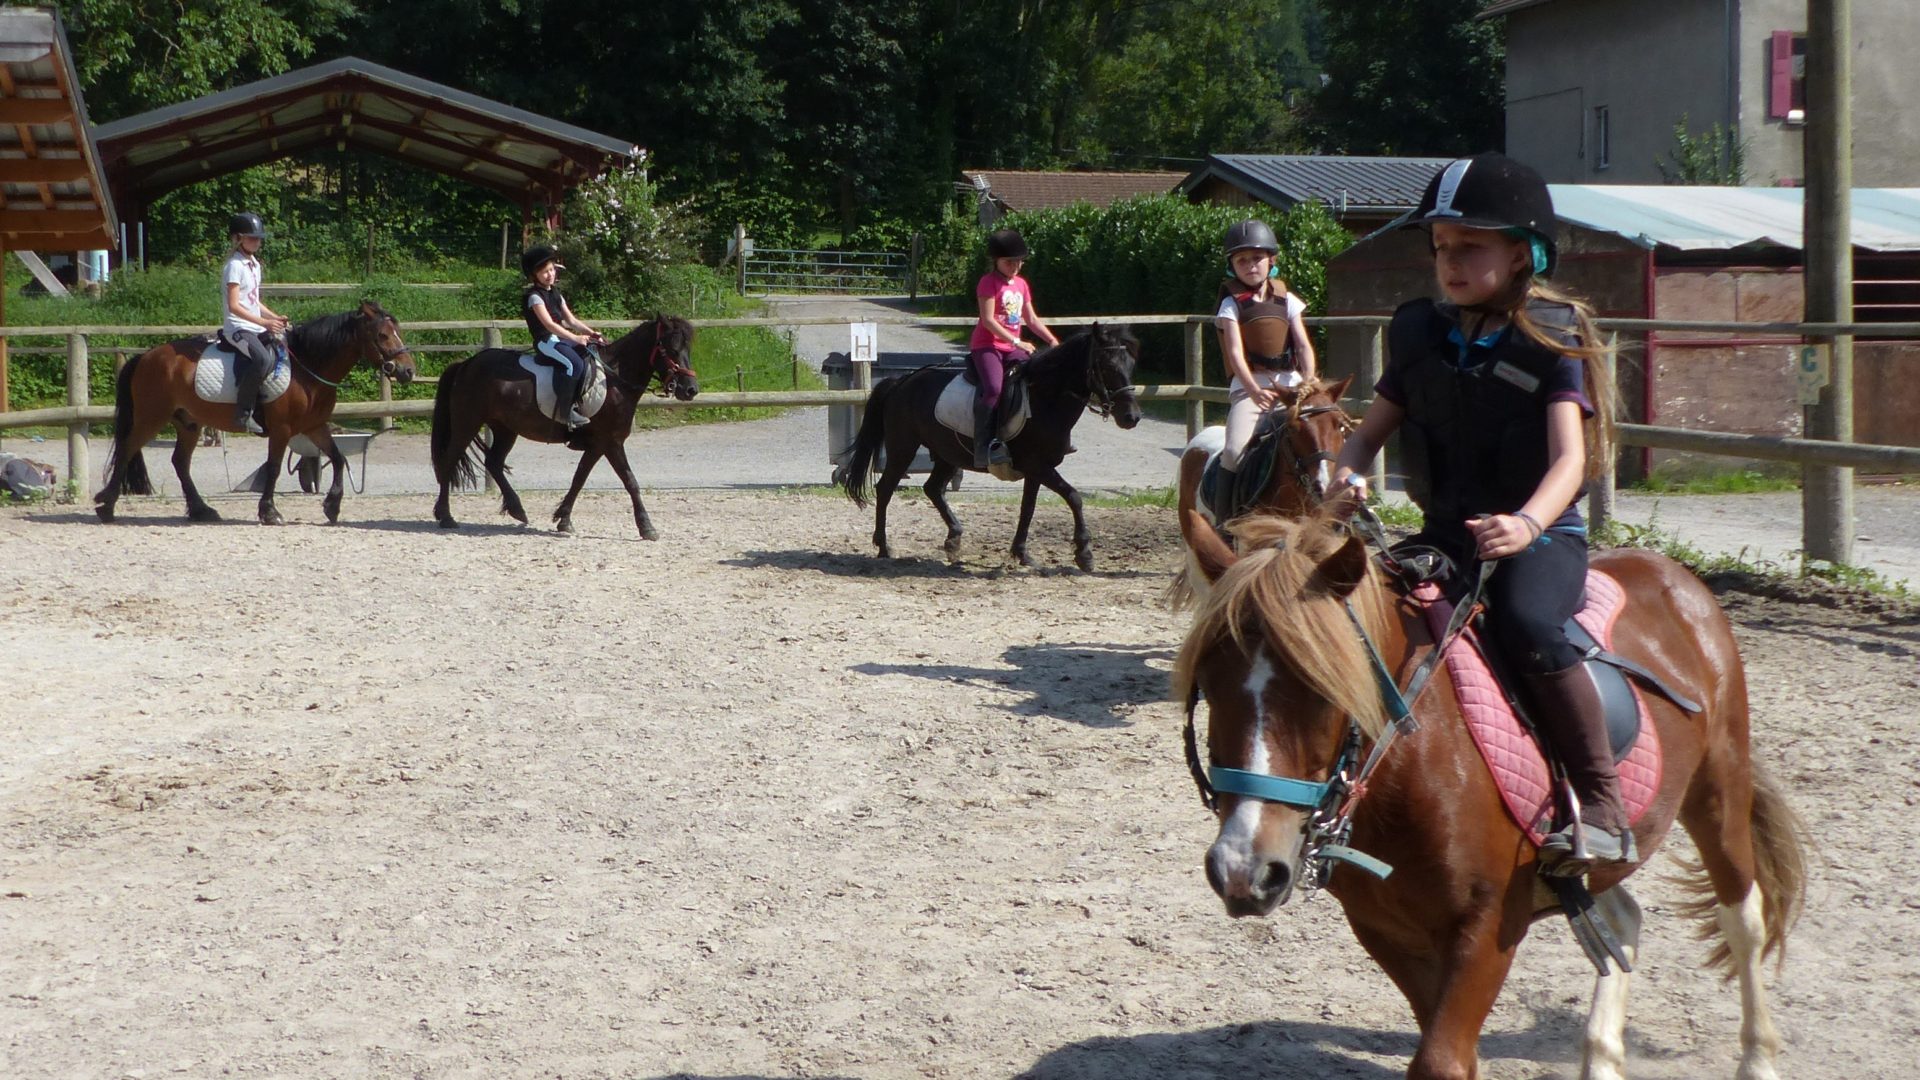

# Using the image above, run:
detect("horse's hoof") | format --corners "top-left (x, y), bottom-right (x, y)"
top-left (942, 536), bottom-right (964, 556)
top-left (1076, 550), bottom-right (1095, 573)
top-left (95, 505), bottom-right (114, 523)
top-left (437, 517), bottom-right (459, 530)
top-left (876, 545), bottom-right (892, 559)
top-left (638, 522), bottom-right (659, 542)
top-left (189, 505), bottom-right (221, 523)
top-left (555, 518), bottom-right (574, 534)
top-left (260, 510), bottom-right (284, 526)
top-left (506, 506), bottom-right (530, 525)
top-left (323, 498), bottom-right (342, 523)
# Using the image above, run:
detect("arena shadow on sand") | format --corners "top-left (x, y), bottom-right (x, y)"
top-left (724, 547), bottom-right (1161, 580)
top-left (851, 641), bottom-right (1172, 728)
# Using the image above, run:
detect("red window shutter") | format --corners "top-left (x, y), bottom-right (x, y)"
top-left (1769, 31), bottom-right (1794, 118)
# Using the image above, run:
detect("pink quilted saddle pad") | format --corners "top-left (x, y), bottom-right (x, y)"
top-left (1413, 570), bottom-right (1663, 846)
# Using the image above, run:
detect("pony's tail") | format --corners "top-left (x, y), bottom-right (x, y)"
top-left (100, 354), bottom-right (151, 497)
top-left (430, 359), bottom-right (480, 491)
top-left (836, 375), bottom-right (897, 508)
top-left (1673, 762), bottom-right (1810, 974)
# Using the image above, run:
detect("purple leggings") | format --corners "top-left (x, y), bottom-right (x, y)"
top-left (969, 346), bottom-right (1020, 408)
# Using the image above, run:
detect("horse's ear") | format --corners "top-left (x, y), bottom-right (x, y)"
top-left (1183, 510), bottom-right (1238, 582)
top-left (1312, 533), bottom-right (1372, 598)
top-left (1327, 374), bottom-right (1355, 404)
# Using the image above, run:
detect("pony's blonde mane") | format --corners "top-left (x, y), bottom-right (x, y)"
top-left (1172, 513), bottom-right (1393, 740)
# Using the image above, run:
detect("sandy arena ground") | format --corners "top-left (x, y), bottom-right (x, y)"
top-left (2, 488), bottom-right (1916, 1079)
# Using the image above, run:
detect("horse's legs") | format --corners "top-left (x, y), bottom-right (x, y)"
top-left (432, 410), bottom-right (488, 529)
top-left (600, 442), bottom-right (658, 541)
top-left (170, 419), bottom-right (219, 522)
top-left (1020, 466), bottom-right (1092, 571)
top-left (552, 447), bottom-right (602, 536)
top-left (1009, 477), bottom-right (1043, 568)
top-left (301, 427), bottom-right (349, 523)
top-left (255, 434), bottom-right (288, 525)
top-left (1361, 904), bottom-right (1520, 1080)
top-left (483, 425), bottom-right (528, 524)
top-left (1581, 886), bottom-right (1643, 1080)
top-left (870, 453), bottom-right (912, 559)
top-left (922, 461), bottom-right (964, 557)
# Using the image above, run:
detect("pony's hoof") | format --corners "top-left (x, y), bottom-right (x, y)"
top-left (189, 505), bottom-right (222, 523)
top-left (1075, 545), bottom-right (1094, 572)
top-left (942, 536), bottom-right (964, 557)
top-left (437, 517), bottom-right (459, 530)
top-left (506, 506), bottom-right (530, 525)
top-left (323, 497), bottom-right (342, 523)
top-left (638, 522), bottom-right (659, 542)
top-left (555, 517), bottom-right (575, 534)
top-left (876, 545), bottom-right (893, 559)
top-left (94, 505), bottom-right (115, 523)
top-left (259, 510), bottom-right (284, 526)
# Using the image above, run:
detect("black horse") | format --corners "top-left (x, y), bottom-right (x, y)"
top-left (430, 315), bottom-right (698, 537)
top-left (836, 323), bottom-right (1142, 570)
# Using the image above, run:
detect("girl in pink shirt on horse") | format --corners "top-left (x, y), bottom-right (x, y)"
top-left (968, 228), bottom-right (1059, 468)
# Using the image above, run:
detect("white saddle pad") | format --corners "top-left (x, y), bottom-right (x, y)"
top-left (934, 375), bottom-right (1029, 442)
top-left (192, 341), bottom-right (293, 405)
top-left (517, 353), bottom-right (608, 421)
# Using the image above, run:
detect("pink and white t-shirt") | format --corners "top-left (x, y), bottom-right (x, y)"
top-left (970, 271), bottom-right (1033, 353)
top-left (222, 251), bottom-right (266, 334)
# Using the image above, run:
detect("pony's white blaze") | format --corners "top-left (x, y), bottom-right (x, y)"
top-left (1314, 457), bottom-right (1332, 497)
top-left (1718, 888), bottom-right (1783, 1080)
top-left (1211, 653), bottom-right (1278, 875)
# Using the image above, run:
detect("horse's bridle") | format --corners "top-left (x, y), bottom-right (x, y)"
top-left (604, 320), bottom-right (695, 397)
top-left (284, 313), bottom-right (411, 388)
top-left (1084, 341), bottom-right (1138, 418)
top-left (1269, 401), bottom-right (1354, 501)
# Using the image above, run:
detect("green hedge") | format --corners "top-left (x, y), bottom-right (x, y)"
top-left (922, 195), bottom-right (1354, 381)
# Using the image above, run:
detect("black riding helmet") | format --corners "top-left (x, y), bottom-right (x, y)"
top-left (986, 228), bottom-right (1030, 261)
top-left (1406, 152), bottom-right (1558, 276)
top-left (520, 243), bottom-right (565, 278)
top-left (228, 212), bottom-right (266, 239)
top-left (1222, 219), bottom-right (1279, 257)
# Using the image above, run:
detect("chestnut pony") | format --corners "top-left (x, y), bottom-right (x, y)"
top-left (1173, 512), bottom-right (1806, 1080)
top-left (95, 301), bottom-right (414, 525)
top-left (1169, 375), bottom-right (1354, 608)
top-left (429, 315), bottom-right (697, 538)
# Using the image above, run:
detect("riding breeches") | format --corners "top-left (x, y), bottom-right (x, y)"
top-left (1221, 368), bottom-right (1304, 471)
top-left (221, 328), bottom-right (276, 378)
top-left (536, 337), bottom-right (586, 376)
top-left (969, 346), bottom-right (1020, 409)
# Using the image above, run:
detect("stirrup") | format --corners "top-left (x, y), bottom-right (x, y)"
top-left (566, 408), bottom-right (591, 428)
top-left (1541, 822), bottom-right (1635, 875)
top-left (237, 411), bottom-right (265, 436)
top-left (987, 439), bottom-right (1011, 467)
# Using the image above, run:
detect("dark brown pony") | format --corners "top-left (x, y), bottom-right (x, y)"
top-left (1174, 512), bottom-right (1806, 1080)
top-left (1170, 375), bottom-right (1354, 608)
top-left (95, 301), bottom-right (414, 525)
top-left (429, 315), bottom-right (697, 538)
top-left (835, 323), bottom-right (1142, 571)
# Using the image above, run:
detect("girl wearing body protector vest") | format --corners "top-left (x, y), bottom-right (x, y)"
top-left (1210, 219), bottom-right (1317, 522)
top-left (221, 212), bottom-right (291, 435)
top-left (1329, 152), bottom-right (1627, 875)
top-left (968, 229), bottom-right (1059, 468)
top-left (521, 244), bottom-right (604, 429)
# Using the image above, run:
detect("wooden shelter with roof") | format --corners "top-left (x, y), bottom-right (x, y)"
top-left (1180, 154), bottom-right (1450, 234)
top-left (1, 5), bottom-right (117, 409)
top-left (90, 57), bottom-right (641, 235)
top-left (960, 169), bottom-right (1186, 225)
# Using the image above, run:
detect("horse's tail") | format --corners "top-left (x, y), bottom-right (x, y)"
top-left (1675, 761), bottom-right (1810, 974)
top-left (836, 375), bottom-right (898, 509)
top-left (102, 353), bottom-right (151, 496)
top-left (430, 358), bottom-right (480, 491)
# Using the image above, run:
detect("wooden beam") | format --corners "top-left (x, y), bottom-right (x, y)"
top-left (0, 209), bottom-right (111, 234)
top-left (0, 99), bottom-right (75, 125)
top-left (0, 158), bottom-right (88, 183)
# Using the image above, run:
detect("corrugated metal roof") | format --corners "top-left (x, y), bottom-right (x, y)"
top-left (1183, 154), bottom-right (1451, 213)
top-left (961, 170), bottom-right (1186, 212)
top-left (1549, 185), bottom-right (1920, 252)
top-left (0, 7), bottom-right (117, 250)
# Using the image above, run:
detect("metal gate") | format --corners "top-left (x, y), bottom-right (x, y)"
top-left (741, 247), bottom-right (914, 296)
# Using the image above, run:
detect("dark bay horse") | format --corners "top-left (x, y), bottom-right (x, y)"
top-left (95, 301), bottom-right (414, 525)
top-left (1170, 375), bottom-right (1354, 608)
top-left (429, 315), bottom-right (698, 538)
top-left (1174, 512), bottom-right (1806, 1080)
top-left (835, 323), bottom-right (1142, 571)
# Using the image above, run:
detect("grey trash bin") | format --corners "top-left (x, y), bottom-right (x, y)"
top-left (823, 350), bottom-right (968, 484)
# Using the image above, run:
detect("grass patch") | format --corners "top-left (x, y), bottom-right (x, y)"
top-left (1627, 465), bottom-right (1801, 495)
top-left (1594, 513), bottom-right (1915, 603)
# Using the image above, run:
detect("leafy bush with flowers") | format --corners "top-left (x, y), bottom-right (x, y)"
top-left (546, 155), bottom-right (705, 310)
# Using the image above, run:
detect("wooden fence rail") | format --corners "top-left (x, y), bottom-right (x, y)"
top-left (3, 315), bottom-right (1915, 557)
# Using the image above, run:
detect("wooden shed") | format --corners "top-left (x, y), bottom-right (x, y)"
top-left (1323, 185), bottom-right (1920, 477)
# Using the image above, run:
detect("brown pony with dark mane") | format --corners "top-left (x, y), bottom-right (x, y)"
top-left (94, 301), bottom-right (414, 525)
top-left (1170, 375), bottom-right (1354, 609)
top-left (1174, 511), bottom-right (1806, 1080)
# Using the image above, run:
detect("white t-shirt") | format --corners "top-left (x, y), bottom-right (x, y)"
top-left (222, 252), bottom-right (266, 334)
top-left (1214, 291), bottom-right (1305, 324)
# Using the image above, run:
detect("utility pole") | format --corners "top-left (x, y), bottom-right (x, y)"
top-left (1802, 0), bottom-right (1853, 565)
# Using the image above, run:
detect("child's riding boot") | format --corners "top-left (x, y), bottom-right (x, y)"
top-left (1526, 664), bottom-right (1635, 873)
top-left (1210, 467), bottom-right (1239, 526)
top-left (972, 396), bottom-right (995, 470)
top-left (232, 361), bottom-right (266, 435)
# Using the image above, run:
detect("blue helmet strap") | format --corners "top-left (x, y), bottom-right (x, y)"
top-left (1502, 228), bottom-right (1549, 276)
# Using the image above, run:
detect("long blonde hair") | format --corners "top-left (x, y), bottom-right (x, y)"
top-left (1507, 277), bottom-right (1617, 483)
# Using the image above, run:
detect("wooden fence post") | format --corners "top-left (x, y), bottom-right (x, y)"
top-left (1361, 325), bottom-right (1386, 496)
top-left (1184, 319), bottom-right (1205, 440)
top-left (66, 331), bottom-right (88, 499)
top-left (907, 232), bottom-right (923, 300)
top-left (377, 373), bottom-right (393, 432)
top-left (734, 224), bottom-right (748, 295)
